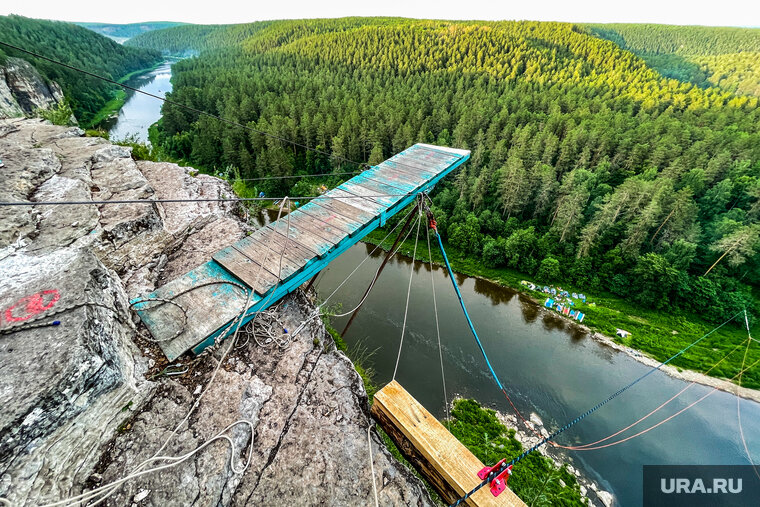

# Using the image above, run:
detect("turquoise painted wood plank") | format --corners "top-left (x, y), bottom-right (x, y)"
top-left (325, 188), bottom-right (386, 215)
top-left (285, 210), bottom-right (347, 245)
top-left (383, 158), bottom-right (440, 179)
top-left (213, 247), bottom-right (280, 295)
top-left (310, 197), bottom-right (377, 232)
top-left (352, 171), bottom-right (419, 195)
top-left (348, 177), bottom-right (415, 204)
top-left (134, 143), bottom-right (471, 360)
top-left (365, 165), bottom-right (429, 188)
top-left (266, 222), bottom-right (333, 258)
top-left (408, 143), bottom-right (462, 160)
top-left (241, 226), bottom-right (317, 264)
top-left (299, 201), bottom-right (363, 235)
top-left (338, 181), bottom-right (399, 207)
top-left (232, 235), bottom-right (306, 281)
top-left (132, 260), bottom-right (257, 361)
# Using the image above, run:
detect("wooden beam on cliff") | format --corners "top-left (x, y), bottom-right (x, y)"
top-left (133, 143), bottom-right (470, 361)
top-left (371, 381), bottom-right (526, 507)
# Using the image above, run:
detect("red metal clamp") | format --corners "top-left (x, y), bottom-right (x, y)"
top-left (477, 460), bottom-right (513, 497)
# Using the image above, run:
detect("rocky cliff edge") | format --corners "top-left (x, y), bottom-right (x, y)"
top-left (0, 119), bottom-right (432, 506)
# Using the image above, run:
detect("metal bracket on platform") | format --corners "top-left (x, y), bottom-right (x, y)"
top-left (478, 459), bottom-right (513, 497)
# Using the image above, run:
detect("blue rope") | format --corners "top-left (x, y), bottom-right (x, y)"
top-left (433, 229), bottom-right (742, 506)
top-left (435, 232), bottom-right (504, 391)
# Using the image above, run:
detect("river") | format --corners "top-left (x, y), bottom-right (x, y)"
top-left (99, 61), bottom-right (173, 143)
top-left (314, 243), bottom-right (760, 506)
top-left (107, 62), bottom-right (760, 506)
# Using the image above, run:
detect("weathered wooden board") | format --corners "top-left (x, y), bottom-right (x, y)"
top-left (213, 247), bottom-right (281, 295)
top-left (364, 165), bottom-right (430, 188)
top-left (311, 196), bottom-right (377, 226)
top-left (298, 201), bottom-right (363, 235)
top-left (285, 210), bottom-right (348, 246)
top-left (265, 221), bottom-right (334, 258)
top-left (134, 143), bottom-right (471, 360)
top-left (410, 144), bottom-right (463, 162)
top-left (389, 152), bottom-right (457, 175)
top-left (338, 181), bottom-right (399, 207)
top-left (246, 224), bottom-right (318, 261)
top-left (324, 188), bottom-right (386, 215)
top-left (372, 381), bottom-right (525, 507)
top-left (232, 235), bottom-right (306, 281)
top-left (132, 261), bottom-right (257, 361)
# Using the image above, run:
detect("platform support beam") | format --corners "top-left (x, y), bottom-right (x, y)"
top-left (341, 200), bottom-right (420, 338)
top-left (371, 381), bottom-right (525, 507)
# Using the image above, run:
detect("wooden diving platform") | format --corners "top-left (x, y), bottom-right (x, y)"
top-left (131, 144), bottom-right (470, 360)
top-left (372, 381), bottom-right (526, 506)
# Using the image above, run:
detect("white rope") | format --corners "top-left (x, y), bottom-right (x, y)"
top-left (329, 208), bottom-right (421, 319)
top-left (393, 209), bottom-right (422, 381)
top-left (43, 200), bottom-right (293, 507)
top-left (42, 421), bottom-right (255, 507)
top-left (289, 205), bottom-right (418, 338)
top-left (367, 423), bottom-right (379, 507)
top-left (427, 225), bottom-right (449, 424)
top-left (737, 309), bottom-right (760, 481)
top-left (237, 205), bottom-right (293, 350)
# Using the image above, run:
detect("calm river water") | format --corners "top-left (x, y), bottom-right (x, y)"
top-left (315, 243), bottom-right (760, 506)
top-left (100, 61), bottom-right (173, 143)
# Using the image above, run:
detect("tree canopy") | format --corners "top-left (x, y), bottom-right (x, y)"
top-left (128, 18), bottom-right (760, 322)
top-left (0, 15), bottom-right (161, 124)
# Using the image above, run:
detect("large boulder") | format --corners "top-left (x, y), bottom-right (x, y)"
top-left (0, 58), bottom-right (72, 121)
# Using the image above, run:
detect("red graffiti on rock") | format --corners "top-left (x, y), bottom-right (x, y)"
top-left (3, 289), bottom-right (60, 323)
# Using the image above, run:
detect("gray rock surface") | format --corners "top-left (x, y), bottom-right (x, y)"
top-left (0, 58), bottom-right (70, 121)
top-left (0, 119), bottom-right (433, 506)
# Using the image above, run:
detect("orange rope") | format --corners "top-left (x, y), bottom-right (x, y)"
top-left (558, 340), bottom-right (746, 450)
top-left (565, 355), bottom-right (760, 451)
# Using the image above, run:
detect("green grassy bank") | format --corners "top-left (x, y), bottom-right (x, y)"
top-left (363, 228), bottom-right (760, 390)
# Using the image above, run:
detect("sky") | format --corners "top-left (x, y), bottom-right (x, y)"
top-left (2, 0), bottom-right (759, 27)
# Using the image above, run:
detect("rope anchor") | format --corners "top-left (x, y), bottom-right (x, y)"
top-left (477, 459), bottom-right (513, 497)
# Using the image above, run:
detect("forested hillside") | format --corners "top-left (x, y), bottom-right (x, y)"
top-left (588, 24), bottom-right (760, 96)
top-left (0, 15), bottom-right (161, 124)
top-left (76, 21), bottom-right (186, 41)
top-left (132, 18), bottom-right (760, 322)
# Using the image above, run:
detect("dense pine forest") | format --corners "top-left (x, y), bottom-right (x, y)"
top-left (589, 24), bottom-right (760, 96)
top-left (127, 19), bottom-right (760, 325)
top-left (0, 15), bottom-right (161, 124)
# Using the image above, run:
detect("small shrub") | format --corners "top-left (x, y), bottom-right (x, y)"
top-left (38, 100), bottom-right (75, 126)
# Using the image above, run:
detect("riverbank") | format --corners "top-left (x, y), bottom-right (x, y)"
top-left (488, 406), bottom-right (614, 507)
top-left (362, 227), bottom-right (760, 399)
top-left (84, 60), bottom-right (165, 129)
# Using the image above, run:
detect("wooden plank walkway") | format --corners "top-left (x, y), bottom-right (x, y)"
top-left (372, 381), bottom-right (526, 507)
top-left (132, 144), bottom-right (469, 360)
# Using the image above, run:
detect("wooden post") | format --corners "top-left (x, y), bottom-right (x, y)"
top-left (371, 381), bottom-right (525, 507)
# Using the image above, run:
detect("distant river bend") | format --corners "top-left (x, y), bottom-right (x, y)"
top-left (99, 61), bottom-right (173, 143)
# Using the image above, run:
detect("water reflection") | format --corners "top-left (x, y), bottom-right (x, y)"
top-left (315, 243), bottom-right (760, 507)
top-left (541, 312), bottom-right (568, 333)
top-left (519, 297), bottom-right (540, 324)
top-left (473, 277), bottom-right (515, 306)
top-left (251, 207), bottom-right (288, 227)
top-left (104, 62), bottom-right (174, 143)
